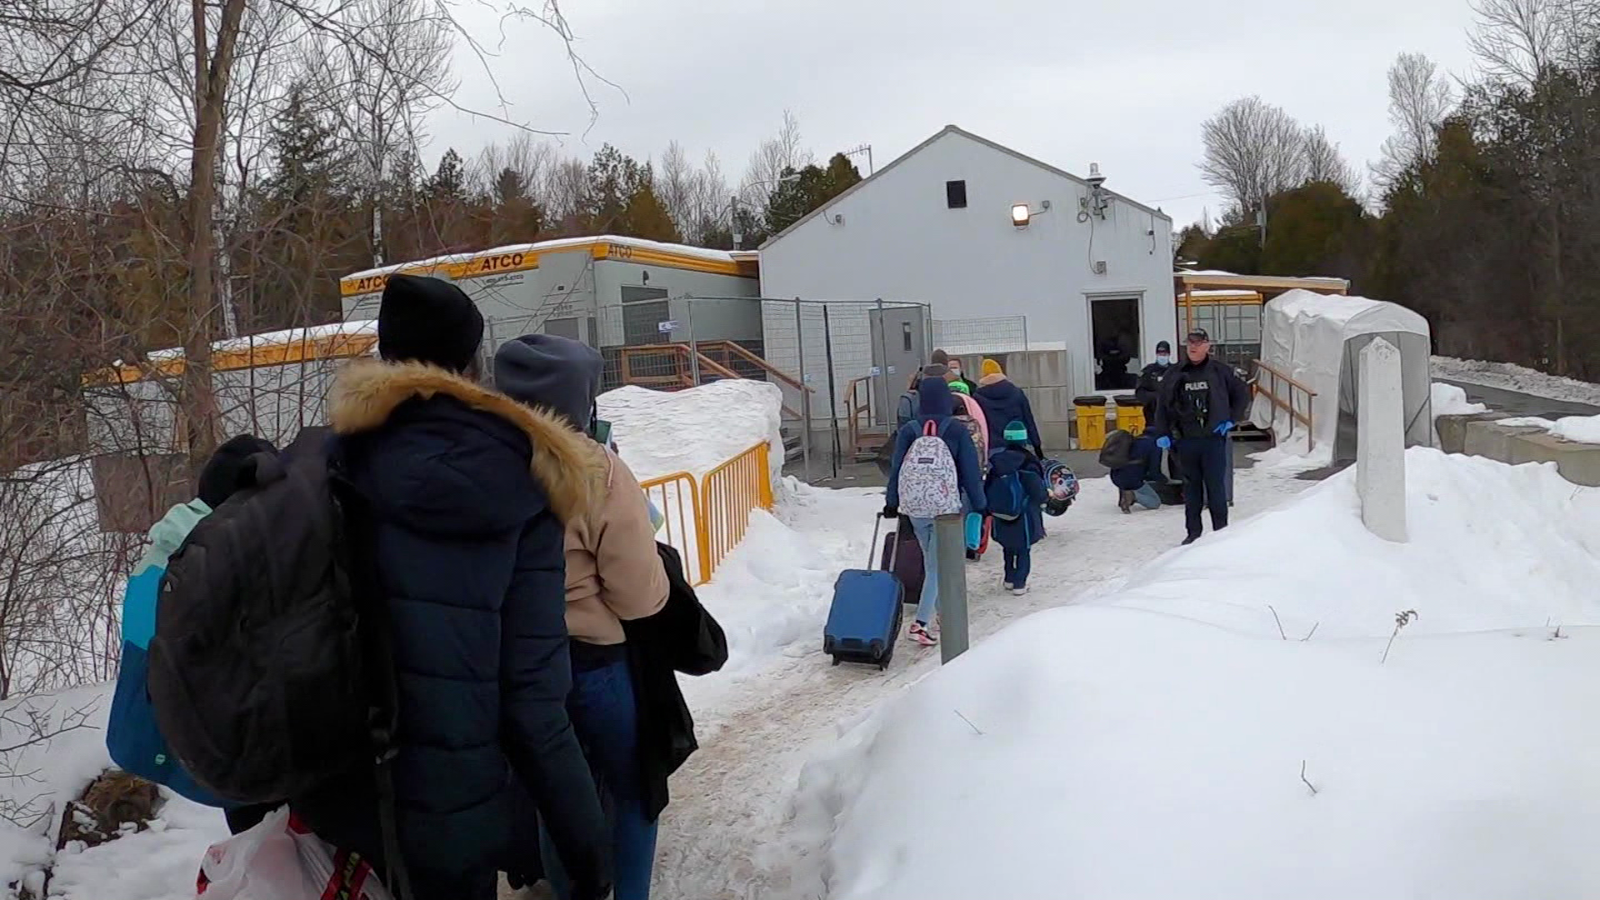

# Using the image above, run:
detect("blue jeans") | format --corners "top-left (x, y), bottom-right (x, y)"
top-left (539, 658), bottom-right (658, 900)
top-left (1131, 482), bottom-right (1161, 510)
top-left (909, 517), bottom-right (939, 625)
top-left (1003, 547), bottom-right (1031, 587)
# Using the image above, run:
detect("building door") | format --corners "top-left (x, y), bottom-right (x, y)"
top-left (1090, 296), bottom-right (1142, 391)
top-left (869, 306), bottom-right (928, 424)
top-left (620, 286), bottom-right (670, 347)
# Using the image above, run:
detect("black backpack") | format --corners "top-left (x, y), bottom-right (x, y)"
top-left (147, 427), bottom-right (398, 806)
top-left (1097, 429), bottom-right (1136, 470)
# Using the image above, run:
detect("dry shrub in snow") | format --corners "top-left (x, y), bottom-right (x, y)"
top-left (0, 460), bottom-right (132, 700)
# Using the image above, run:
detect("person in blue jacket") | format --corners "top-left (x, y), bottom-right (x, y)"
top-left (882, 375), bottom-right (986, 647)
top-left (1111, 434), bottom-right (1164, 514)
top-left (984, 422), bottom-right (1048, 595)
top-left (107, 434), bottom-right (278, 834)
top-left (293, 274), bottom-right (612, 900)
top-left (974, 358), bottom-right (1045, 460)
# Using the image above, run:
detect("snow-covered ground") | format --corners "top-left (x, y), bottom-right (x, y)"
top-left (1433, 355), bottom-right (1600, 406)
top-left (0, 686), bottom-right (227, 900)
top-left (0, 452), bottom-right (1325, 900)
top-left (783, 450), bottom-right (1600, 900)
top-left (649, 454), bottom-right (1321, 900)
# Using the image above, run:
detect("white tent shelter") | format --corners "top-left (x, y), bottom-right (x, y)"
top-left (1251, 290), bottom-right (1432, 462)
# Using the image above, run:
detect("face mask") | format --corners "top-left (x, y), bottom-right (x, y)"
top-left (1156, 355), bottom-right (1171, 366)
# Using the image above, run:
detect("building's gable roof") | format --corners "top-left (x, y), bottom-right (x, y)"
top-left (760, 125), bottom-right (1171, 249)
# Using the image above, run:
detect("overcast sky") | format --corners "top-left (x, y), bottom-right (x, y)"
top-left (433, 0), bottom-right (1483, 228)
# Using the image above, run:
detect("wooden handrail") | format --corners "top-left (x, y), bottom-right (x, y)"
top-left (616, 342), bottom-right (806, 422)
top-left (1252, 359), bottom-right (1317, 397)
top-left (708, 340), bottom-right (813, 394)
top-left (1251, 358), bottom-right (1318, 450)
top-left (845, 376), bottom-right (872, 453)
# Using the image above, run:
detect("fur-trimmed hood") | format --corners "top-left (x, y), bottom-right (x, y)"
top-left (328, 358), bottom-right (606, 523)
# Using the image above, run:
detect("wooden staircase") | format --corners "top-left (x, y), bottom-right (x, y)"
top-left (616, 341), bottom-right (812, 463)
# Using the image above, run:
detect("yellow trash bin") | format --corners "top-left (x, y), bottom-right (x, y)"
top-left (1073, 395), bottom-right (1109, 451)
top-left (1113, 394), bottom-right (1146, 435)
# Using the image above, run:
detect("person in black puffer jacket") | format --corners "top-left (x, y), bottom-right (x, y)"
top-left (291, 274), bottom-right (612, 900)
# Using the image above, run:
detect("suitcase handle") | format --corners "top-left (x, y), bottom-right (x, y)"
top-left (870, 514), bottom-right (901, 570)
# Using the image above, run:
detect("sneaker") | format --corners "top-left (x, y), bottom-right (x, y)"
top-left (1003, 581), bottom-right (1015, 590)
top-left (930, 617), bottom-right (941, 639)
top-left (1012, 585), bottom-right (1030, 596)
top-left (908, 622), bottom-right (938, 647)
top-left (1182, 535), bottom-right (1199, 546)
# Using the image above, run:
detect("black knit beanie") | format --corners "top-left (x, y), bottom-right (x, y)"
top-left (377, 274), bottom-right (485, 373)
top-left (197, 434), bottom-right (277, 509)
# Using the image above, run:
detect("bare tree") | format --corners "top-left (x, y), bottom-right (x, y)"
top-left (1302, 125), bottom-right (1359, 195)
top-left (1466, 0), bottom-right (1595, 85)
top-left (659, 140), bottom-right (695, 233)
top-left (740, 109), bottom-right (811, 205)
top-left (327, 0), bottom-right (455, 267)
top-left (657, 142), bottom-right (731, 244)
top-left (1371, 52), bottom-right (1456, 194)
top-left (1198, 96), bottom-right (1308, 215)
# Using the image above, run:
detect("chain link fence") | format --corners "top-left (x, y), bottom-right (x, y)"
top-left (931, 316), bottom-right (1031, 355)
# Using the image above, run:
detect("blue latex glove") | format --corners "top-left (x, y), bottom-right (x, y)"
top-left (1156, 435), bottom-right (1172, 450)
top-left (1214, 420), bottom-right (1235, 436)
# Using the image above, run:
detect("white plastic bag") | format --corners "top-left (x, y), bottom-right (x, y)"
top-left (196, 807), bottom-right (394, 900)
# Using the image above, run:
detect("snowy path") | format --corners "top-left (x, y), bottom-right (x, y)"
top-left (646, 464), bottom-right (1318, 900)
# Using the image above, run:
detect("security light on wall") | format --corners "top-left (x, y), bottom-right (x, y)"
top-left (1011, 199), bottom-right (1051, 228)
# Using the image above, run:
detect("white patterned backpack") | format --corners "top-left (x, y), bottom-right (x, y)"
top-left (898, 420), bottom-right (962, 518)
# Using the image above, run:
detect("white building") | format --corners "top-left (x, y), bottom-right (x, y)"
top-left (759, 125), bottom-right (1176, 400)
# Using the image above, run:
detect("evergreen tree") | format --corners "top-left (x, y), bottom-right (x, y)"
top-left (620, 180), bottom-right (681, 242)
top-left (491, 166), bottom-right (543, 245)
top-left (763, 152), bottom-right (862, 235)
top-left (584, 144), bottom-right (650, 233)
top-left (266, 83), bottom-right (349, 205)
top-left (1259, 181), bottom-right (1368, 277)
top-left (426, 148), bottom-right (466, 203)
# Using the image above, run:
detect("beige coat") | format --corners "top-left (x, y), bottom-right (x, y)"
top-left (563, 447), bottom-right (669, 644)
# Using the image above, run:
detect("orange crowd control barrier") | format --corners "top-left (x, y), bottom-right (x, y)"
top-left (638, 440), bottom-right (774, 586)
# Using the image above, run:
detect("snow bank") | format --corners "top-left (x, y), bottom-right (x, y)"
top-left (1430, 381), bottom-right (1487, 418)
top-left (795, 450), bottom-right (1600, 900)
top-left (1114, 448), bottom-right (1600, 638)
top-left (600, 379), bottom-right (784, 485)
top-left (0, 685), bottom-right (226, 897)
top-left (1433, 355), bottom-right (1600, 406)
top-left (1496, 414), bottom-right (1600, 445)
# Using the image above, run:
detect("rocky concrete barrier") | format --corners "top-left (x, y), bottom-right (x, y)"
top-left (1436, 413), bottom-right (1600, 487)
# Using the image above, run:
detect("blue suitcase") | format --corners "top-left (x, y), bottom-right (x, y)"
top-left (824, 519), bottom-right (904, 670)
